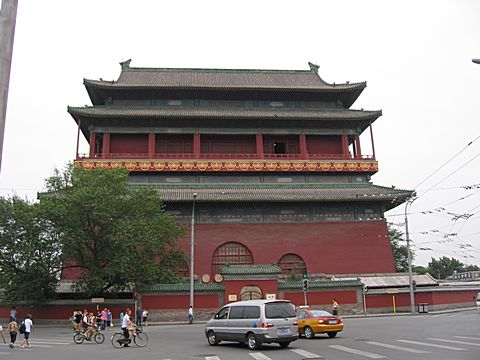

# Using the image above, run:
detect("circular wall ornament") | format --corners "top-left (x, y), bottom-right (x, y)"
top-left (201, 274), bottom-right (211, 283)
top-left (214, 274), bottom-right (224, 283)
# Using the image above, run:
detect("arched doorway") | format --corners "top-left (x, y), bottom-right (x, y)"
top-left (240, 286), bottom-right (263, 301)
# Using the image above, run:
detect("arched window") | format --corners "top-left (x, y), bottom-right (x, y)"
top-left (278, 253), bottom-right (306, 276)
top-left (212, 242), bottom-right (253, 275)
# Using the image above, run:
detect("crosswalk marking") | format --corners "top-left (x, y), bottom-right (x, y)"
top-left (366, 341), bottom-right (430, 353)
top-left (31, 340), bottom-right (71, 345)
top-left (329, 345), bottom-right (386, 359)
top-left (428, 337), bottom-right (480, 347)
top-left (249, 353), bottom-right (272, 360)
top-left (397, 339), bottom-right (465, 351)
top-left (454, 335), bottom-right (480, 340)
top-left (291, 348), bottom-right (323, 358)
top-left (205, 357), bottom-right (220, 360)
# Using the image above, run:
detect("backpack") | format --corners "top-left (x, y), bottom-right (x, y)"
top-left (19, 322), bottom-right (25, 334)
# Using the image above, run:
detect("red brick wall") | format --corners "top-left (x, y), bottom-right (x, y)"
top-left (179, 220), bottom-right (394, 277)
top-left (365, 290), bottom-right (478, 309)
top-left (284, 290), bottom-right (357, 307)
top-left (0, 305), bottom-right (128, 321)
top-left (141, 293), bottom-right (220, 309)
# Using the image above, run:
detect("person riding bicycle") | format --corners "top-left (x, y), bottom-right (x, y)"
top-left (121, 309), bottom-right (133, 347)
top-left (84, 312), bottom-right (96, 340)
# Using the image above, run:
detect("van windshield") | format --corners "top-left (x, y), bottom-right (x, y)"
top-left (265, 302), bottom-right (296, 319)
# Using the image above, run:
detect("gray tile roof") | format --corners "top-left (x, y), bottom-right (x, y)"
top-left (279, 279), bottom-right (363, 289)
top-left (137, 283), bottom-right (224, 293)
top-left (221, 264), bottom-right (282, 275)
top-left (84, 61), bottom-right (365, 92)
top-left (131, 183), bottom-right (413, 206)
top-left (67, 105), bottom-right (381, 121)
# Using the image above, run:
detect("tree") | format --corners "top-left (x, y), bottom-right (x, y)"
top-left (412, 265), bottom-right (429, 275)
top-left (0, 196), bottom-right (62, 304)
top-left (427, 257), bottom-right (464, 279)
top-left (39, 165), bottom-right (185, 297)
top-left (388, 224), bottom-right (414, 272)
top-left (463, 264), bottom-right (480, 272)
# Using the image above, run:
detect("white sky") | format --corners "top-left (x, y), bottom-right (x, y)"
top-left (1, 0), bottom-right (480, 267)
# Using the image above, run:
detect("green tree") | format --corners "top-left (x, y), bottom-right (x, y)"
top-left (427, 257), bottom-right (464, 279)
top-left (0, 196), bottom-right (62, 304)
top-left (39, 165), bottom-right (185, 296)
top-left (388, 224), bottom-right (414, 272)
top-left (412, 265), bottom-right (429, 275)
top-left (463, 264), bottom-right (480, 272)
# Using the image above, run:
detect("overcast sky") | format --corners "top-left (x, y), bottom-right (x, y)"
top-left (1, 0), bottom-right (480, 267)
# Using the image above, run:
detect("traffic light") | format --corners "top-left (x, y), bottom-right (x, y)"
top-left (302, 278), bottom-right (308, 292)
top-left (303, 268), bottom-right (308, 279)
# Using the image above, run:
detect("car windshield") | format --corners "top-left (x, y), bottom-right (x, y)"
top-left (310, 310), bottom-right (333, 317)
top-left (265, 302), bottom-right (296, 319)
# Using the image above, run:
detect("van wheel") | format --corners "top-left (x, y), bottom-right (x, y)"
top-left (246, 333), bottom-right (259, 350)
top-left (327, 332), bottom-right (337, 338)
top-left (304, 326), bottom-right (314, 339)
top-left (207, 331), bottom-right (219, 346)
top-left (279, 341), bottom-right (291, 348)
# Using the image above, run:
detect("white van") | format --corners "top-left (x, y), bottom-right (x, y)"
top-left (205, 299), bottom-right (298, 350)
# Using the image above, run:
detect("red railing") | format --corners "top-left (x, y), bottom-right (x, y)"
top-left (77, 153), bottom-right (375, 161)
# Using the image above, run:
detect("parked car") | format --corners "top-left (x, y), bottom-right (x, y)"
top-left (296, 308), bottom-right (343, 338)
top-left (205, 299), bottom-right (298, 350)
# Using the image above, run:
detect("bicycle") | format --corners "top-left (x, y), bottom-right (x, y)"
top-left (111, 327), bottom-right (148, 348)
top-left (73, 326), bottom-right (105, 344)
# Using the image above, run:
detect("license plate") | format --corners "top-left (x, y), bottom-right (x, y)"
top-left (328, 320), bottom-right (337, 324)
top-left (278, 327), bottom-right (290, 335)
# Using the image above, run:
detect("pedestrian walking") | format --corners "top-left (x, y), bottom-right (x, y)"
top-left (9, 306), bottom-right (16, 322)
top-left (136, 307), bottom-right (143, 327)
top-left (101, 308), bottom-right (107, 330)
top-left (142, 309), bottom-right (149, 327)
top-left (119, 311), bottom-right (124, 328)
top-left (106, 309), bottom-right (112, 328)
top-left (188, 306), bottom-right (194, 324)
top-left (20, 314), bottom-right (33, 348)
top-left (332, 299), bottom-right (339, 316)
top-left (6, 319), bottom-right (18, 348)
top-left (0, 324), bottom-right (5, 344)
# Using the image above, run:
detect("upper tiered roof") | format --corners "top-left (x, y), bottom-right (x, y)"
top-left (84, 60), bottom-right (366, 107)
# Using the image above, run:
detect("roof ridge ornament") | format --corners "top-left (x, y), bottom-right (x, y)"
top-left (120, 59), bottom-right (132, 70)
top-left (308, 62), bottom-right (320, 73)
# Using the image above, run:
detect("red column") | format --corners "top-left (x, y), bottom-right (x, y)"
top-left (342, 135), bottom-right (349, 159)
top-left (75, 119), bottom-right (81, 160)
top-left (102, 132), bottom-right (110, 158)
top-left (369, 124), bottom-right (376, 160)
top-left (256, 133), bottom-right (264, 159)
top-left (299, 134), bottom-right (308, 159)
top-left (354, 134), bottom-right (362, 159)
top-left (148, 132), bottom-right (155, 158)
top-left (89, 131), bottom-right (96, 158)
top-left (193, 133), bottom-right (201, 157)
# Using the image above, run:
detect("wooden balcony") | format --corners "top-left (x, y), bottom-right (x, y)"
top-left (77, 152), bottom-right (375, 161)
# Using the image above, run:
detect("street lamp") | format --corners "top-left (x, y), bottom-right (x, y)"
top-left (189, 193), bottom-right (197, 311)
top-left (404, 196), bottom-right (416, 313)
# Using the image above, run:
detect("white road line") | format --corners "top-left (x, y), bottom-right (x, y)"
top-left (428, 338), bottom-right (480, 347)
top-left (249, 352), bottom-right (273, 360)
top-left (20, 344), bottom-right (53, 348)
top-left (329, 345), bottom-right (386, 359)
top-left (397, 339), bottom-right (465, 351)
top-left (205, 357), bottom-right (220, 360)
top-left (30, 341), bottom-right (71, 345)
top-left (291, 348), bottom-right (323, 358)
top-left (454, 335), bottom-right (480, 340)
top-left (366, 341), bottom-right (430, 354)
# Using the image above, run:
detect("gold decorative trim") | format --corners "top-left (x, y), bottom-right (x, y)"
top-left (74, 160), bottom-right (378, 173)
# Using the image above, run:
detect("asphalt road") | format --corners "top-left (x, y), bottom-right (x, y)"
top-left (0, 310), bottom-right (478, 360)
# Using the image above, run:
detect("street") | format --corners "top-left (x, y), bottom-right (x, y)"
top-left (1, 310), bottom-right (478, 360)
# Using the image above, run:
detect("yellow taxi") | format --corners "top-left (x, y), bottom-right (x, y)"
top-left (295, 308), bottom-right (343, 338)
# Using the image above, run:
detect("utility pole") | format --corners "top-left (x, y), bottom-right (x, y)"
top-left (405, 196), bottom-right (416, 313)
top-left (0, 0), bottom-right (19, 172)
